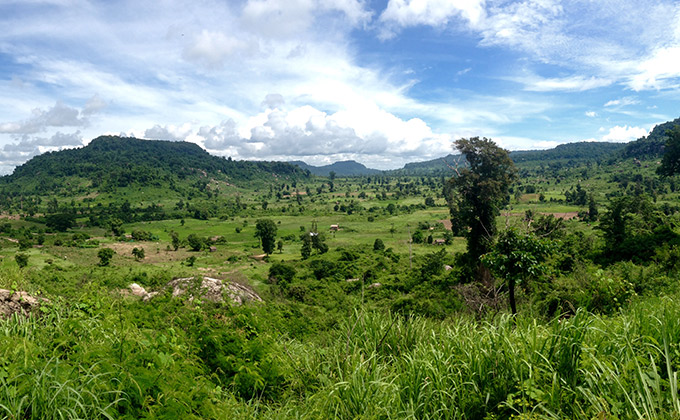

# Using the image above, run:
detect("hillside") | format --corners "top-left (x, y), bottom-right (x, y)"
top-left (290, 159), bottom-right (382, 176)
top-left (394, 141), bottom-right (628, 175)
top-left (0, 136), bottom-right (308, 194)
top-left (623, 117), bottom-right (680, 158)
top-left (511, 141), bottom-right (625, 166)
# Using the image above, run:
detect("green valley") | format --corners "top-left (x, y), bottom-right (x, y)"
top-left (1, 124), bottom-right (680, 419)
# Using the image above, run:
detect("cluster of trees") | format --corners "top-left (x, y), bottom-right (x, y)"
top-left (300, 221), bottom-right (328, 259)
top-left (441, 126), bottom-right (680, 315)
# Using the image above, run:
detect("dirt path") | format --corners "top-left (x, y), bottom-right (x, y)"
top-left (439, 211), bottom-right (579, 231)
top-left (504, 211), bottom-right (579, 220)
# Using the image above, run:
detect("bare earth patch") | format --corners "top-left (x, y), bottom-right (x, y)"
top-left (504, 212), bottom-right (579, 220)
top-left (438, 219), bottom-right (452, 230)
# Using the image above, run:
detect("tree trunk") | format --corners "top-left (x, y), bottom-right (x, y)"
top-left (508, 278), bottom-right (517, 316)
top-left (476, 263), bottom-right (493, 287)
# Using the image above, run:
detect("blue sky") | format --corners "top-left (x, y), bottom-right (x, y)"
top-left (1, 0), bottom-right (679, 173)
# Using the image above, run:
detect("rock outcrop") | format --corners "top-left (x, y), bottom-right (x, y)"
top-left (125, 277), bottom-right (262, 305)
top-left (0, 289), bottom-right (46, 318)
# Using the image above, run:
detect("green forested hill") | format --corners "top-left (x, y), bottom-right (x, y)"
top-left (394, 141), bottom-right (626, 175)
top-left (511, 141), bottom-right (625, 164)
top-left (0, 136), bottom-right (308, 194)
top-left (290, 159), bottom-right (382, 176)
top-left (623, 117), bottom-right (680, 158)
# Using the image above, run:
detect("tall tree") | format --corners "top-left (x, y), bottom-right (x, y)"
top-left (445, 137), bottom-right (517, 281)
top-left (255, 219), bottom-right (278, 255)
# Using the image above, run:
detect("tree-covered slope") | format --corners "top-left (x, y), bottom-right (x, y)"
top-left (0, 136), bottom-right (308, 194)
top-left (622, 117), bottom-right (680, 158)
top-left (394, 141), bottom-right (626, 175)
top-left (397, 154), bottom-right (459, 174)
top-left (511, 141), bottom-right (625, 164)
top-left (290, 159), bottom-right (381, 176)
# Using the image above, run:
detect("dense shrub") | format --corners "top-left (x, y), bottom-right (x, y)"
top-left (268, 262), bottom-right (296, 285)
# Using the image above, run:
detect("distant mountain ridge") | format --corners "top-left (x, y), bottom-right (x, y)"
top-left (392, 124), bottom-right (680, 175)
top-left (394, 141), bottom-right (628, 175)
top-left (290, 125), bottom-right (676, 177)
top-left (3, 113), bottom-right (678, 194)
top-left (289, 160), bottom-right (382, 176)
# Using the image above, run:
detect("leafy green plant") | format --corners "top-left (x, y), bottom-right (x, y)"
top-left (14, 253), bottom-right (29, 268)
top-left (482, 228), bottom-right (553, 315)
top-left (131, 247), bottom-right (145, 261)
top-left (97, 248), bottom-right (115, 266)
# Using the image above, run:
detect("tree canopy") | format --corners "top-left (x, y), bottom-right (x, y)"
top-left (255, 219), bottom-right (278, 255)
top-left (446, 137), bottom-right (517, 276)
top-left (482, 228), bottom-right (553, 315)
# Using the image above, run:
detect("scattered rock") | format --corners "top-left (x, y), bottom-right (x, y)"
top-left (123, 283), bottom-right (158, 301)
top-left (346, 278), bottom-right (360, 282)
top-left (444, 265), bottom-right (453, 271)
top-left (0, 289), bottom-right (47, 318)
top-left (367, 282), bottom-right (381, 289)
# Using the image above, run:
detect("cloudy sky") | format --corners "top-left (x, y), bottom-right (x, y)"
top-left (1, 0), bottom-right (679, 173)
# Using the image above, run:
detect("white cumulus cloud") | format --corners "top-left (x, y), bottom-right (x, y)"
top-left (379, 0), bottom-right (485, 38)
top-left (0, 102), bottom-right (87, 135)
top-left (601, 125), bottom-right (649, 142)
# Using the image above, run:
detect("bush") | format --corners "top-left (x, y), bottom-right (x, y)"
top-left (72, 232), bottom-right (90, 242)
top-left (97, 248), bottom-right (115, 266)
top-left (373, 238), bottom-right (385, 251)
top-left (45, 213), bottom-right (75, 232)
top-left (269, 263), bottom-right (296, 285)
top-left (132, 247), bottom-right (145, 261)
top-left (539, 264), bottom-right (637, 316)
top-left (15, 253), bottom-right (29, 268)
top-left (187, 233), bottom-right (206, 251)
top-left (309, 259), bottom-right (337, 280)
top-left (131, 229), bottom-right (155, 241)
top-left (18, 237), bottom-right (32, 250)
top-left (287, 284), bottom-right (309, 302)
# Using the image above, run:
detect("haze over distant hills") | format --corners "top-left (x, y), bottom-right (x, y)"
top-left (1, 116), bottom-right (678, 187)
top-left (302, 117), bottom-right (679, 176)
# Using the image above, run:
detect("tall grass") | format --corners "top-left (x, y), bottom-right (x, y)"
top-left (2, 293), bottom-right (680, 418)
top-left (281, 299), bottom-right (680, 419)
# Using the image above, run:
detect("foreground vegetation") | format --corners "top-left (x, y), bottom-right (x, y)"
top-left (1, 126), bottom-right (680, 418)
top-left (2, 289), bottom-right (680, 419)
